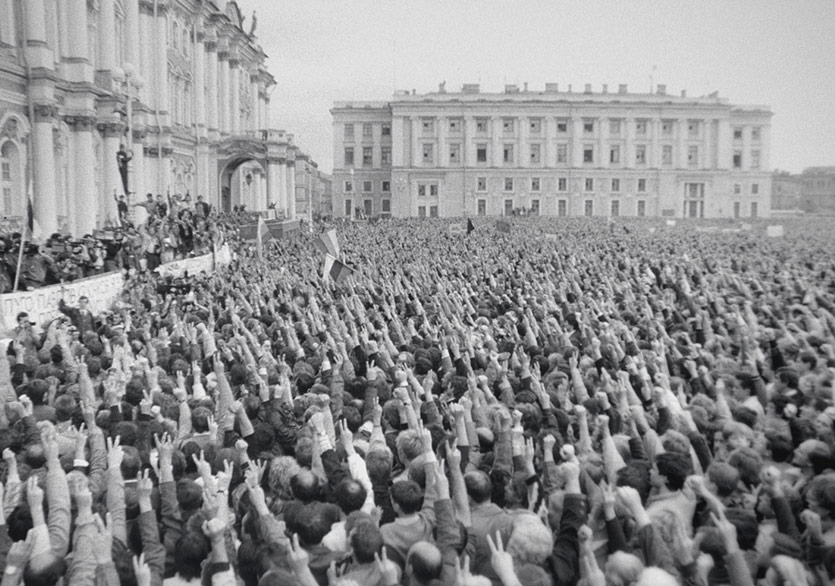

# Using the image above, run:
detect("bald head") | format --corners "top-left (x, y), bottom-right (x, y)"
top-left (290, 469), bottom-right (320, 503)
top-left (407, 541), bottom-right (442, 585)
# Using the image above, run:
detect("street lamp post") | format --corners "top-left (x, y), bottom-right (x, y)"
top-left (112, 63), bottom-right (145, 204)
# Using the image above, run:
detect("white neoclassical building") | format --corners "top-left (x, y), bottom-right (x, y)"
top-left (332, 83), bottom-right (773, 219)
top-left (0, 0), bottom-right (305, 237)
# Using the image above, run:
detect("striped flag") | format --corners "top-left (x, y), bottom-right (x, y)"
top-left (256, 216), bottom-right (271, 259)
top-left (322, 254), bottom-right (352, 284)
top-left (314, 229), bottom-right (340, 258)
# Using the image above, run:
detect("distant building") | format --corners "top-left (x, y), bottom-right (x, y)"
top-left (800, 167), bottom-right (835, 213)
top-left (295, 154), bottom-right (333, 219)
top-left (771, 171), bottom-right (803, 210)
top-left (332, 83), bottom-right (773, 219)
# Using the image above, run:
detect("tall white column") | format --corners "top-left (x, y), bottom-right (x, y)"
top-left (218, 53), bottom-right (229, 133)
top-left (267, 160), bottom-right (280, 209)
top-left (205, 42), bottom-right (218, 133)
top-left (741, 126), bottom-right (751, 171)
top-left (71, 117), bottom-right (97, 235)
top-left (704, 120), bottom-right (713, 170)
top-left (125, 0), bottom-right (139, 68)
top-left (597, 117), bottom-right (608, 169)
top-left (263, 97), bottom-right (270, 128)
top-left (98, 0), bottom-right (116, 75)
top-left (24, 0), bottom-right (53, 69)
top-left (101, 122), bottom-right (122, 226)
top-left (251, 78), bottom-right (260, 130)
top-left (195, 37), bottom-right (206, 137)
top-left (131, 132), bottom-right (145, 202)
top-left (277, 160), bottom-right (287, 213)
top-left (716, 119), bottom-right (731, 170)
top-left (286, 161), bottom-right (296, 219)
top-left (65, 0), bottom-right (90, 81)
top-left (677, 119), bottom-right (687, 169)
top-left (229, 60), bottom-right (240, 134)
top-left (33, 106), bottom-right (58, 236)
top-left (651, 118), bottom-right (660, 168)
top-left (491, 117), bottom-right (501, 167)
top-left (138, 7), bottom-right (153, 105)
top-left (624, 117), bottom-right (634, 170)
top-left (571, 118), bottom-right (583, 166)
top-left (156, 12), bottom-right (169, 118)
top-left (519, 116), bottom-right (528, 168)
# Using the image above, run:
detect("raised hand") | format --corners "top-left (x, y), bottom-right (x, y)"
top-left (133, 553), bottom-right (152, 586)
top-left (287, 533), bottom-right (310, 574)
top-left (487, 531), bottom-right (517, 584)
top-left (107, 435), bottom-right (123, 470)
top-left (374, 547), bottom-right (399, 586)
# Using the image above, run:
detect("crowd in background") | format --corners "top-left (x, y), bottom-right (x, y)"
top-left (0, 216), bottom-right (835, 586)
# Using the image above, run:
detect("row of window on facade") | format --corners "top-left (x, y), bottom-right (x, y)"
top-left (344, 120), bottom-right (764, 141)
top-left (343, 176), bottom-right (760, 196)
top-left (344, 144), bottom-right (762, 169)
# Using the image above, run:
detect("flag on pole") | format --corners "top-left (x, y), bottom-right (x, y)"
top-left (322, 254), bottom-right (352, 284)
top-left (256, 215), bottom-right (271, 259)
top-left (467, 218), bottom-right (475, 235)
top-left (315, 229), bottom-right (340, 258)
top-left (496, 220), bottom-right (511, 233)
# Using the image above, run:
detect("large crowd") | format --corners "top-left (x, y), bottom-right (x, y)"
top-left (0, 214), bottom-right (834, 586)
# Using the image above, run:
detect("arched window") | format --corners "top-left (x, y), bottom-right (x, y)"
top-left (0, 141), bottom-right (21, 217)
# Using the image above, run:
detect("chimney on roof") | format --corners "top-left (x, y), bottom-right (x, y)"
top-left (618, 84), bottom-right (627, 94)
top-left (411, 89), bottom-right (416, 95)
top-left (584, 83), bottom-right (592, 94)
top-left (602, 84), bottom-right (608, 94)
top-left (505, 84), bottom-right (519, 93)
top-left (656, 84), bottom-right (666, 96)
top-left (545, 83), bottom-right (559, 93)
top-left (462, 83), bottom-right (480, 93)
top-left (523, 82), bottom-right (528, 92)
top-left (681, 89), bottom-right (686, 97)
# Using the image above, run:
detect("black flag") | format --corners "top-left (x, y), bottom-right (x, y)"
top-left (467, 218), bottom-right (475, 235)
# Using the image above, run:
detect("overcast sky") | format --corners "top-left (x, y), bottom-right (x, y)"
top-left (242, 0), bottom-right (835, 175)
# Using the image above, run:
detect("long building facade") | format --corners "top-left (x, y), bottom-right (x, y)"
top-left (332, 83), bottom-right (773, 219)
top-left (0, 0), bottom-right (303, 237)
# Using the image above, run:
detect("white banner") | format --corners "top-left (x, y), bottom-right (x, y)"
top-left (214, 244), bottom-right (232, 268)
top-left (0, 272), bottom-right (124, 332)
top-left (767, 225), bottom-right (784, 238)
top-left (156, 252), bottom-right (215, 278)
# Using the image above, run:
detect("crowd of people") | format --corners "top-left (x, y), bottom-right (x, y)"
top-left (0, 214), bottom-right (834, 586)
top-left (0, 193), bottom-right (261, 292)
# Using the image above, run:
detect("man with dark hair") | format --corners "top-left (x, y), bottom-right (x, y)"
top-left (380, 479), bottom-right (436, 567)
top-left (647, 452), bottom-right (696, 533)
top-left (464, 469), bottom-right (515, 584)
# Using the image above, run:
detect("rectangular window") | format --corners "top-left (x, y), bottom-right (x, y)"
top-left (556, 120), bottom-right (568, 133)
top-left (611, 200), bottom-right (620, 217)
top-left (583, 120), bottom-right (594, 134)
top-left (733, 202), bottom-right (740, 218)
top-left (476, 144), bottom-right (487, 163)
top-left (382, 199), bottom-right (391, 212)
top-left (687, 183), bottom-right (704, 198)
top-left (751, 150), bottom-right (761, 169)
top-left (584, 178), bottom-right (594, 191)
top-left (477, 177), bottom-right (487, 192)
top-left (529, 118), bottom-right (542, 134)
top-left (662, 120), bottom-right (673, 135)
top-left (345, 199), bottom-right (352, 216)
top-left (637, 200), bottom-right (646, 217)
top-left (422, 144), bottom-right (434, 164)
top-left (610, 146), bottom-right (620, 164)
top-left (611, 178), bottom-right (620, 192)
top-left (430, 205), bottom-right (438, 217)
top-left (635, 120), bottom-right (647, 136)
top-left (688, 120), bottom-right (700, 138)
top-left (449, 118), bottom-right (461, 133)
top-left (502, 118), bottom-right (514, 133)
top-left (558, 177), bottom-right (567, 191)
top-left (635, 145), bottom-right (646, 165)
top-left (344, 180), bottom-right (353, 193)
top-left (688, 145), bottom-right (699, 167)
top-left (381, 147), bottom-right (391, 165)
top-left (344, 124), bottom-right (354, 139)
top-left (362, 147), bottom-right (373, 166)
top-left (558, 199), bottom-right (567, 217)
top-left (449, 143), bottom-right (461, 164)
top-left (584, 200), bottom-right (593, 217)
top-left (531, 199), bottom-right (540, 215)
top-left (418, 206), bottom-right (426, 218)
top-left (363, 180), bottom-right (373, 193)
top-left (418, 184), bottom-right (426, 196)
top-left (531, 177), bottom-right (541, 192)
top-left (476, 118), bottom-right (488, 133)
top-left (382, 181), bottom-right (391, 192)
top-left (429, 184), bottom-right (438, 196)
top-left (751, 202), bottom-right (758, 217)
top-left (557, 144), bottom-right (568, 163)
top-left (503, 144), bottom-right (514, 164)
top-left (733, 127), bottom-right (743, 140)
top-left (662, 145), bottom-right (673, 166)
top-left (422, 119), bottom-right (434, 134)
top-left (344, 147), bottom-right (354, 166)
top-left (504, 177), bottom-right (513, 191)
top-left (530, 144), bottom-right (541, 164)
top-left (609, 119), bottom-right (621, 136)
top-left (638, 178), bottom-right (647, 192)
top-left (1, 162), bottom-right (9, 181)
top-left (477, 199), bottom-right (486, 216)
top-left (362, 123), bottom-right (372, 138)
top-left (752, 183), bottom-right (759, 195)
top-left (583, 146), bottom-right (594, 163)
top-left (734, 183), bottom-right (741, 194)
top-left (733, 151), bottom-right (742, 168)
top-left (381, 123), bottom-right (391, 137)
top-left (504, 199), bottom-right (513, 216)
top-left (751, 127), bottom-right (761, 142)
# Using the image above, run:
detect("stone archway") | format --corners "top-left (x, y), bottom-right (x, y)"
top-left (218, 155), bottom-right (268, 214)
